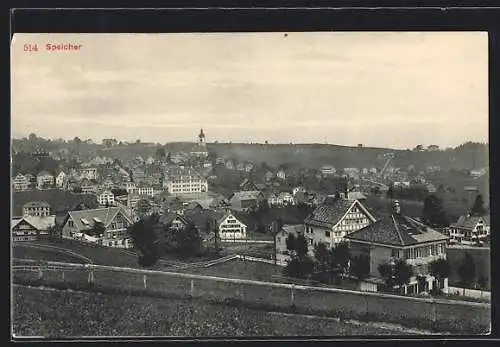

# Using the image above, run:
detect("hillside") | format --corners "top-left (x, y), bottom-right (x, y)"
top-left (12, 136), bottom-right (488, 172)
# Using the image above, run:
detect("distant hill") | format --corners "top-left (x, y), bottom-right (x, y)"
top-left (12, 136), bottom-right (488, 172)
top-left (208, 142), bottom-right (488, 171)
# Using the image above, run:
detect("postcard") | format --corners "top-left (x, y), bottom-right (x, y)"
top-left (11, 32), bottom-right (490, 338)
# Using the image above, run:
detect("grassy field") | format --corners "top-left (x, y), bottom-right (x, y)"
top-left (12, 245), bottom-right (87, 264)
top-left (13, 240), bottom-right (142, 268)
top-left (179, 258), bottom-right (283, 282)
top-left (12, 285), bottom-right (411, 337)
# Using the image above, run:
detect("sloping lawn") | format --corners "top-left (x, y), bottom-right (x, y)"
top-left (12, 285), bottom-right (411, 337)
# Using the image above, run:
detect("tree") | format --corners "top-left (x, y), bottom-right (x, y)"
top-left (293, 234), bottom-right (309, 260)
top-left (28, 133), bottom-right (37, 142)
top-left (173, 222), bottom-right (202, 256)
top-left (350, 254), bottom-right (370, 281)
top-left (285, 233), bottom-right (296, 253)
top-left (313, 242), bottom-right (330, 273)
top-left (393, 259), bottom-right (414, 293)
top-left (422, 194), bottom-right (449, 227)
top-left (73, 137), bottom-right (82, 143)
top-left (87, 221), bottom-right (106, 237)
top-left (136, 139), bottom-right (141, 143)
top-left (429, 258), bottom-right (451, 291)
top-left (283, 233), bottom-right (315, 279)
top-left (128, 215), bottom-right (161, 267)
top-left (471, 194), bottom-right (486, 216)
top-left (458, 252), bottom-right (476, 290)
top-left (333, 241), bottom-right (351, 275)
top-left (378, 263), bottom-right (394, 287)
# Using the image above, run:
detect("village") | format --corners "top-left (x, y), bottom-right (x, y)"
top-left (11, 129), bottom-right (491, 299)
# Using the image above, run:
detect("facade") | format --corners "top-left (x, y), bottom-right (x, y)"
top-left (304, 198), bottom-right (376, 250)
top-left (12, 173), bottom-right (30, 191)
top-left (61, 207), bottom-right (134, 248)
top-left (12, 215), bottom-right (56, 241)
top-left (98, 190), bottom-right (116, 206)
top-left (218, 211), bottom-right (247, 240)
top-left (449, 214), bottom-right (490, 245)
top-left (55, 171), bottom-right (67, 188)
top-left (346, 203), bottom-right (449, 294)
top-left (36, 171), bottom-right (54, 189)
top-left (79, 168), bottom-right (98, 181)
top-left (268, 192), bottom-right (296, 207)
top-left (163, 167), bottom-right (208, 195)
top-left (126, 182), bottom-right (154, 197)
top-left (23, 201), bottom-right (51, 217)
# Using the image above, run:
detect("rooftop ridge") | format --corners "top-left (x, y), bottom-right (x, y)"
top-left (391, 214), bottom-right (406, 246)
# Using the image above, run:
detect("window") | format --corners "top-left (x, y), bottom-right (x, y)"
top-left (325, 231), bottom-right (330, 237)
top-left (391, 249), bottom-right (399, 258)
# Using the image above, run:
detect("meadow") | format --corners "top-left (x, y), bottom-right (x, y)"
top-left (12, 285), bottom-right (412, 337)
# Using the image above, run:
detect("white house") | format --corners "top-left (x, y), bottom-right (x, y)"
top-left (98, 190), bottom-right (116, 206)
top-left (449, 214), bottom-right (490, 245)
top-left (12, 173), bottom-right (30, 191)
top-left (218, 211), bottom-right (248, 240)
top-left (276, 170), bottom-right (286, 180)
top-left (36, 171), bottom-right (54, 190)
top-left (55, 171), bottom-right (67, 188)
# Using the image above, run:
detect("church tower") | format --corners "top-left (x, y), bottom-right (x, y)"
top-left (198, 128), bottom-right (206, 148)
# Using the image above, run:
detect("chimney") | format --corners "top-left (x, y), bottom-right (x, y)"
top-left (393, 200), bottom-right (401, 215)
top-left (344, 183), bottom-right (349, 199)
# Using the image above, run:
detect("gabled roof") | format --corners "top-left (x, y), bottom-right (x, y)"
top-left (66, 207), bottom-right (131, 232)
top-left (346, 214), bottom-right (448, 247)
top-left (12, 215), bottom-right (56, 230)
top-left (450, 214), bottom-right (490, 230)
top-left (218, 210), bottom-right (249, 227)
top-left (304, 199), bottom-right (356, 228)
top-left (230, 191), bottom-right (262, 202)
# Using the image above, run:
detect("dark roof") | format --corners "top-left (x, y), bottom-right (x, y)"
top-left (23, 201), bottom-right (51, 209)
top-left (304, 199), bottom-right (355, 228)
top-left (346, 214), bottom-right (448, 247)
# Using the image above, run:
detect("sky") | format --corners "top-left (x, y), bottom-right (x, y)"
top-left (11, 32), bottom-right (488, 149)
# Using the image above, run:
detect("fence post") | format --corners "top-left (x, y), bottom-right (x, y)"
top-left (190, 280), bottom-right (194, 297)
top-left (38, 267), bottom-right (43, 280)
top-left (62, 271), bottom-right (65, 282)
top-left (290, 285), bottom-right (295, 306)
top-left (143, 275), bottom-right (147, 289)
top-left (88, 270), bottom-right (94, 285)
top-left (240, 284), bottom-right (244, 300)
